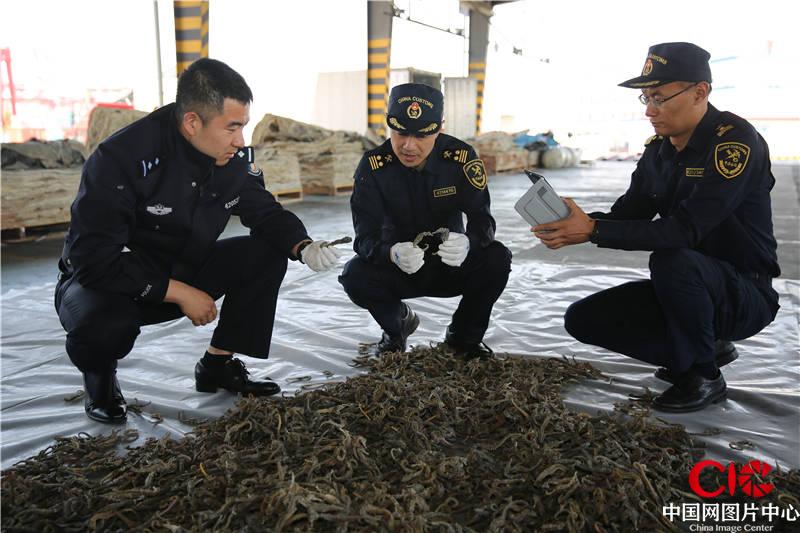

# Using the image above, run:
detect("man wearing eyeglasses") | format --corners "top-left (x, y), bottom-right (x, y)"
top-left (532, 42), bottom-right (780, 413)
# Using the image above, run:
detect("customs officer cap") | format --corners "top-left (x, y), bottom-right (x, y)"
top-left (619, 42), bottom-right (712, 89)
top-left (386, 83), bottom-right (444, 135)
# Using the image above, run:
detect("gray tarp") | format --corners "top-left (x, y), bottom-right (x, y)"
top-left (2, 161), bottom-right (798, 470)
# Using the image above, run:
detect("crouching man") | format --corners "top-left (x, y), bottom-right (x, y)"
top-left (56, 58), bottom-right (341, 423)
top-left (339, 83), bottom-right (511, 359)
top-left (533, 43), bottom-right (780, 412)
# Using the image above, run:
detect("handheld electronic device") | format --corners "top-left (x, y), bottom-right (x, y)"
top-left (514, 170), bottom-right (570, 226)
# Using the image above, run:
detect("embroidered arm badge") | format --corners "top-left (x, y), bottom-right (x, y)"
top-left (463, 159), bottom-right (487, 190)
top-left (715, 142), bottom-right (750, 179)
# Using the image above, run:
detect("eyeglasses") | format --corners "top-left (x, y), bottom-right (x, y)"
top-left (639, 83), bottom-right (698, 108)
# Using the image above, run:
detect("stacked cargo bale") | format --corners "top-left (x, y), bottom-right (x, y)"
top-left (526, 149), bottom-right (540, 169)
top-left (1, 139), bottom-right (86, 170)
top-left (511, 130), bottom-right (584, 170)
top-left (1, 140), bottom-right (88, 233)
top-left (470, 131), bottom-right (528, 175)
top-left (251, 114), bottom-right (376, 196)
top-left (2, 107), bottom-right (155, 237)
top-left (85, 107), bottom-right (148, 155)
top-left (540, 146), bottom-right (583, 169)
top-left (252, 145), bottom-right (303, 204)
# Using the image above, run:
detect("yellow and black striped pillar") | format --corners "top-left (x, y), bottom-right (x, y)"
top-left (367, 2), bottom-right (393, 138)
top-left (468, 9), bottom-right (490, 135)
top-left (174, 1), bottom-right (209, 76)
top-left (468, 61), bottom-right (486, 134)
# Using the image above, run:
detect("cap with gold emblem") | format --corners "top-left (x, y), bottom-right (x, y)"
top-left (619, 42), bottom-right (712, 89)
top-left (386, 83), bottom-right (444, 135)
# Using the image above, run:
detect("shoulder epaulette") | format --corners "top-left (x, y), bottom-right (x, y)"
top-left (441, 147), bottom-right (471, 164)
top-left (715, 123), bottom-right (735, 137)
top-left (438, 134), bottom-right (473, 164)
top-left (367, 151), bottom-right (394, 171)
top-left (644, 135), bottom-right (663, 146)
top-left (233, 146), bottom-right (254, 163)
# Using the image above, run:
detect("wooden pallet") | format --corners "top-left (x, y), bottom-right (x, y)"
top-left (1, 222), bottom-right (70, 243)
top-left (482, 152), bottom-right (527, 176)
top-left (302, 183), bottom-right (354, 196)
top-left (273, 188), bottom-right (303, 205)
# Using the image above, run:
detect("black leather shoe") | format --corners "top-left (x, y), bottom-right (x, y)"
top-left (652, 371), bottom-right (727, 413)
top-left (451, 342), bottom-right (495, 360)
top-left (444, 327), bottom-right (494, 360)
top-left (654, 341), bottom-right (738, 383)
top-left (372, 303), bottom-right (419, 356)
top-left (83, 369), bottom-right (127, 424)
top-left (195, 357), bottom-right (280, 396)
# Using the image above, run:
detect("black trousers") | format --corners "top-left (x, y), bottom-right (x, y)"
top-left (339, 241), bottom-right (512, 344)
top-left (55, 236), bottom-right (288, 373)
top-left (564, 249), bottom-right (780, 373)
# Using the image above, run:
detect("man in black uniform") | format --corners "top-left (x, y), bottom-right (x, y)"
top-left (532, 43), bottom-right (780, 412)
top-left (56, 58), bottom-right (341, 424)
top-left (339, 83), bottom-right (512, 359)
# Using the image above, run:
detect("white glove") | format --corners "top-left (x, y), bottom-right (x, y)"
top-left (390, 242), bottom-right (425, 274)
top-left (437, 232), bottom-right (470, 267)
top-left (300, 241), bottom-right (342, 272)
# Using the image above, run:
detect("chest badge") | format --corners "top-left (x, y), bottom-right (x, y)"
top-left (463, 159), bottom-right (487, 190)
top-left (146, 204), bottom-right (172, 215)
top-left (715, 142), bottom-right (750, 179)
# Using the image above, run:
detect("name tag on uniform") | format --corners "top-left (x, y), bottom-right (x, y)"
top-left (685, 168), bottom-right (704, 177)
top-left (433, 186), bottom-right (456, 198)
top-left (224, 196), bottom-right (240, 209)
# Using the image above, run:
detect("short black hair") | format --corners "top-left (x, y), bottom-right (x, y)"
top-left (175, 58), bottom-right (253, 123)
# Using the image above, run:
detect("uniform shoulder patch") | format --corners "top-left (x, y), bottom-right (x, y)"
top-left (463, 159), bottom-right (487, 190)
top-left (715, 142), bottom-right (750, 179)
top-left (715, 124), bottom-right (735, 137)
top-left (247, 162), bottom-right (263, 176)
top-left (367, 152), bottom-right (394, 171)
top-left (644, 134), bottom-right (663, 146)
